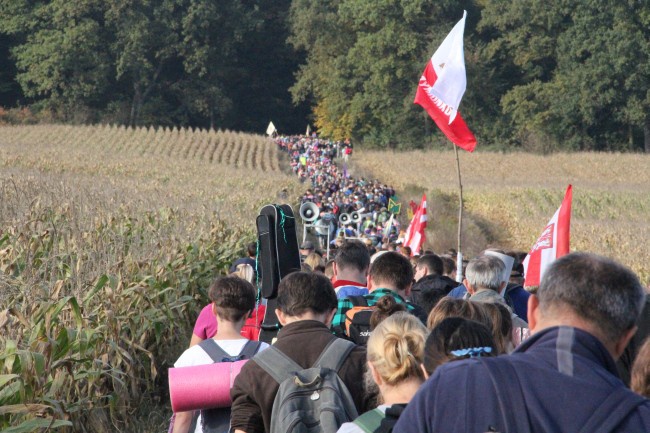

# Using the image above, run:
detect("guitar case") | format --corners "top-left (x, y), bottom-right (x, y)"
top-left (256, 204), bottom-right (301, 343)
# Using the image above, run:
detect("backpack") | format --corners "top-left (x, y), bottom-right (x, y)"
top-left (344, 296), bottom-right (375, 345)
top-left (254, 338), bottom-right (359, 433)
top-left (352, 404), bottom-right (406, 433)
top-left (193, 339), bottom-right (262, 433)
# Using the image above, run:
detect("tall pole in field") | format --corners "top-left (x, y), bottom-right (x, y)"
top-left (413, 10), bottom-right (476, 282)
top-left (453, 144), bottom-right (464, 281)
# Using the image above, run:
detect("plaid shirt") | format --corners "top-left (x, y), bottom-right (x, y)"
top-left (331, 288), bottom-right (419, 338)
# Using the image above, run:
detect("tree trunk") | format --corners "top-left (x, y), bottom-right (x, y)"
top-left (130, 63), bottom-right (164, 127)
top-left (130, 84), bottom-right (142, 127)
top-left (643, 114), bottom-right (650, 153)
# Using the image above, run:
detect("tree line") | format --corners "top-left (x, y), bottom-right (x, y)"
top-left (0, 0), bottom-right (648, 152)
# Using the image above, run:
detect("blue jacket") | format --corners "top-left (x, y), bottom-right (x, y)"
top-left (395, 326), bottom-right (650, 433)
top-left (448, 283), bottom-right (530, 321)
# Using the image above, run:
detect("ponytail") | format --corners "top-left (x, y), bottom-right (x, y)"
top-left (367, 312), bottom-right (427, 386)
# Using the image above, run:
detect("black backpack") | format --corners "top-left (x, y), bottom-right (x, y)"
top-left (344, 295), bottom-right (375, 345)
top-left (192, 339), bottom-right (262, 433)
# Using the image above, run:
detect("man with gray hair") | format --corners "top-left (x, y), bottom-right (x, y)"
top-left (396, 252), bottom-right (650, 432)
top-left (465, 255), bottom-right (527, 329)
top-left (464, 254), bottom-right (506, 296)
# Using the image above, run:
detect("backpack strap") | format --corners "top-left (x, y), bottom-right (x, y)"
top-left (253, 346), bottom-right (303, 384)
top-left (352, 408), bottom-right (385, 433)
top-left (577, 386), bottom-right (646, 433)
top-left (376, 404), bottom-right (406, 433)
top-left (313, 338), bottom-right (356, 371)
top-left (198, 339), bottom-right (231, 363)
top-left (239, 340), bottom-right (263, 359)
top-left (348, 295), bottom-right (368, 307)
top-left (481, 358), bottom-right (533, 433)
top-left (352, 404), bottom-right (405, 433)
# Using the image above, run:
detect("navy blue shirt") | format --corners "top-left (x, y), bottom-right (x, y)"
top-left (396, 327), bottom-right (650, 433)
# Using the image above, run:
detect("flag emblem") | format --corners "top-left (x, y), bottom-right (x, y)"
top-left (414, 11), bottom-right (477, 151)
top-left (531, 224), bottom-right (554, 252)
top-left (523, 185), bottom-right (573, 287)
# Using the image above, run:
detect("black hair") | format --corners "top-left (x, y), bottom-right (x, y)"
top-left (417, 254), bottom-right (444, 276)
top-left (424, 317), bottom-right (496, 375)
top-left (335, 240), bottom-right (371, 273)
top-left (369, 251), bottom-right (413, 292)
top-left (208, 276), bottom-right (256, 322)
top-left (277, 271), bottom-right (337, 316)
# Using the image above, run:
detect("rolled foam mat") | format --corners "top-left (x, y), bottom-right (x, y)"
top-left (169, 360), bottom-right (247, 412)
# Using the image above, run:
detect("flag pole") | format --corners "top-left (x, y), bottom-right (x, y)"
top-left (453, 143), bottom-right (464, 282)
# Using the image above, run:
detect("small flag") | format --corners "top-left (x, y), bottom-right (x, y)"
top-left (388, 198), bottom-right (402, 214)
top-left (383, 213), bottom-right (395, 238)
top-left (403, 194), bottom-right (427, 255)
top-left (306, 124), bottom-right (311, 136)
top-left (266, 121), bottom-right (277, 136)
top-left (523, 185), bottom-right (573, 288)
top-left (414, 11), bottom-right (477, 151)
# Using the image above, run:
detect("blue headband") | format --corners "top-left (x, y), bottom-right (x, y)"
top-left (450, 347), bottom-right (493, 358)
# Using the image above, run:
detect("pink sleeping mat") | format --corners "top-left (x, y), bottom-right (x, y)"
top-left (169, 359), bottom-right (248, 412)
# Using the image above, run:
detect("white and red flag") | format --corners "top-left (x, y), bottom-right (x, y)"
top-left (414, 10), bottom-right (477, 152)
top-left (403, 194), bottom-right (427, 255)
top-left (523, 185), bottom-right (573, 287)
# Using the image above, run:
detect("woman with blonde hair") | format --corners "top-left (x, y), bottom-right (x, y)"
top-left (631, 337), bottom-right (650, 398)
top-left (303, 252), bottom-right (325, 273)
top-left (231, 263), bottom-right (255, 284)
top-left (337, 312), bottom-right (428, 433)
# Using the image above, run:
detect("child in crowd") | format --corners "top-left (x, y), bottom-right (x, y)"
top-left (190, 265), bottom-right (265, 345)
top-left (172, 276), bottom-right (268, 433)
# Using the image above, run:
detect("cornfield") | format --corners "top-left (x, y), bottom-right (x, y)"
top-left (3, 125), bottom-right (648, 432)
top-left (0, 125), bottom-right (301, 432)
top-left (353, 149), bottom-right (650, 284)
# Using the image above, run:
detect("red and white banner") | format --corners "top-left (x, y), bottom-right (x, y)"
top-left (523, 185), bottom-right (573, 287)
top-left (414, 10), bottom-right (476, 152)
top-left (403, 195), bottom-right (427, 255)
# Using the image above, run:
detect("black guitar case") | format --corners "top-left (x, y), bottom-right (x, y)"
top-left (256, 204), bottom-right (301, 343)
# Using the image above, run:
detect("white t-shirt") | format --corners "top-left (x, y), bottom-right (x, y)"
top-left (173, 338), bottom-right (269, 433)
top-left (174, 338), bottom-right (268, 367)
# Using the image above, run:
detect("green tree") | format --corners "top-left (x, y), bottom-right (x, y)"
top-left (480, 0), bottom-right (650, 151)
top-left (289, 0), bottom-right (482, 148)
top-left (0, 34), bottom-right (23, 107)
top-left (0, 0), bottom-right (112, 121)
top-left (104, 0), bottom-right (184, 126)
top-left (0, 0), bottom-right (308, 132)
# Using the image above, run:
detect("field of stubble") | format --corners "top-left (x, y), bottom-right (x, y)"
top-left (353, 149), bottom-right (649, 285)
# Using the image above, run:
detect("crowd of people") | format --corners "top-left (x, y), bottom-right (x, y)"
top-left (276, 135), bottom-right (400, 250)
top-left (172, 244), bottom-right (650, 433)
top-left (169, 134), bottom-right (650, 433)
